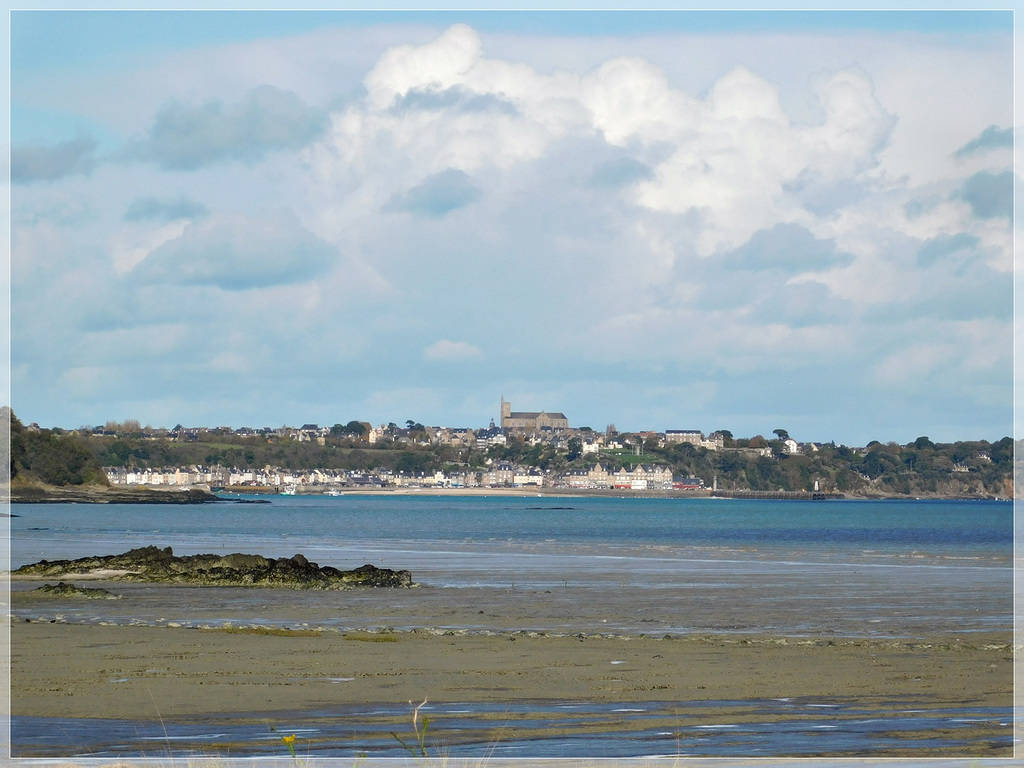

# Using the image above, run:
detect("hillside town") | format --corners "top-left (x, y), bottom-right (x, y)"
top-left (10, 399), bottom-right (1012, 499)
top-left (100, 400), bottom-right (718, 492)
top-left (91, 399), bottom-right (743, 492)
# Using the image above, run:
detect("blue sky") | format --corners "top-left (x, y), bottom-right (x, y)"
top-left (7, 8), bottom-right (1015, 445)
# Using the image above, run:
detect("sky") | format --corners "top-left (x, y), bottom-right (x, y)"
top-left (7, 8), bottom-right (1016, 446)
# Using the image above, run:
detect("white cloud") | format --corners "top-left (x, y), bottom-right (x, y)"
top-left (365, 24), bottom-right (484, 109)
top-left (128, 85), bottom-right (329, 170)
top-left (423, 339), bottom-right (483, 362)
top-left (310, 29), bottom-right (903, 266)
top-left (110, 220), bottom-right (188, 276)
top-left (11, 135), bottom-right (97, 183)
top-left (130, 210), bottom-right (335, 291)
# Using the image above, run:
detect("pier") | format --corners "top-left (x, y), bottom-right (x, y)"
top-left (711, 490), bottom-right (844, 501)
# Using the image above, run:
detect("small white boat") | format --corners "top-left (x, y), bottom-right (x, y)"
top-left (280, 486), bottom-right (297, 496)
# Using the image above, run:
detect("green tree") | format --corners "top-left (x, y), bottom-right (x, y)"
top-left (108, 440), bottom-right (132, 466)
top-left (13, 419), bottom-right (108, 486)
top-left (566, 437), bottom-right (583, 461)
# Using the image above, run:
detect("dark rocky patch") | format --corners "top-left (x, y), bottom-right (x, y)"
top-left (14, 546), bottom-right (414, 590)
top-left (10, 484), bottom-right (222, 504)
top-left (33, 582), bottom-right (120, 599)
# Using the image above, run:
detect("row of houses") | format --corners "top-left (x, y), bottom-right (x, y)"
top-left (562, 463), bottom-right (675, 490)
top-left (105, 462), bottom-right (696, 492)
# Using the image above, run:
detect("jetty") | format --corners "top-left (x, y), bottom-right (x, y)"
top-left (711, 490), bottom-right (844, 501)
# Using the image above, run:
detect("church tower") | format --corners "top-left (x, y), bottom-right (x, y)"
top-left (500, 396), bottom-right (511, 429)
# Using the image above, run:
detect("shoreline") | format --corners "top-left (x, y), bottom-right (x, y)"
top-left (5, 482), bottom-right (1009, 503)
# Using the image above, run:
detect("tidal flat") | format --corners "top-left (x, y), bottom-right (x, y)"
top-left (9, 581), bottom-right (1014, 760)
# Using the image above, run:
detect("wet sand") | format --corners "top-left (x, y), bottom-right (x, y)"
top-left (12, 621), bottom-right (1012, 720)
top-left (8, 577), bottom-right (1015, 759)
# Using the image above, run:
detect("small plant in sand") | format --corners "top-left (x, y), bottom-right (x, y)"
top-left (392, 697), bottom-right (431, 758)
top-left (269, 724), bottom-right (303, 764)
top-left (282, 732), bottom-right (298, 758)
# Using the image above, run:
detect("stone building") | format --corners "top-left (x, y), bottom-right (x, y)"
top-left (500, 397), bottom-right (569, 433)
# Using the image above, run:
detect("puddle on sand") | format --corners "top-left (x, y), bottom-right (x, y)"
top-left (11, 698), bottom-right (1012, 759)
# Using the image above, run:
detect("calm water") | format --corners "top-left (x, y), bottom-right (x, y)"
top-left (10, 496), bottom-right (1013, 634)
top-left (9, 494), bottom-right (1013, 569)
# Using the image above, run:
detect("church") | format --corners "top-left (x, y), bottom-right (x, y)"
top-left (500, 397), bottom-right (569, 433)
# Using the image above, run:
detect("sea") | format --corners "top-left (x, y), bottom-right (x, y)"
top-left (6, 494), bottom-right (1016, 762)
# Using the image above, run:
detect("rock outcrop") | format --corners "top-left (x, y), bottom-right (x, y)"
top-left (33, 581), bottom-right (120, 599)
top-left (13, 546), bottom-right (414, 590)
top-left (9, 484), bottom-right (223, 504)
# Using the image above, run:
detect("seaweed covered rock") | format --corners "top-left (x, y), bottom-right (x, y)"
top-left (33, 581), bottom-right (120, 599)
top-left (13, 546), bottom-right (414, 590)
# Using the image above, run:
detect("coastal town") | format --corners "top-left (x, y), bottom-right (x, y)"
top-left (7, 398), bottom-right (1005, 499)
top-left (101, 399), bottom-right (716, 493)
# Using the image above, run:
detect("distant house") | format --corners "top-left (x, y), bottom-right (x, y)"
top-left (563, 468), bottom-right (592, 488)
top-left (476, 423), bottom-right (507, 449)
top-left (702, 433), bottom-right (725, 451)
top-left (436, 427), bottom-right (476, 447)
top-left (513, 467), bottom-right (544, 486)
top-left (665, 430), bottom-right (703, 445)
top-left (482, 461), bottom-right (516, 487)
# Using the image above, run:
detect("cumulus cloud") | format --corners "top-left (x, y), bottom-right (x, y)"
top-left (364, 24), bottom-right (485, 110)
top-left (124, 196), bottom-right (209, 222)
top-left (423, 339), bottom-right (483, 361)
top-left (723, 223), bottom-right (852, 273)
top-left (306, 26), bottom-right (1004, 362)
top-left (315, 28), bottom-right (897, 264)
top-left (589, 157), bottom-right (653, 188)
top-left (958, 170), bottom-right (1012, 219)
top-left (11, 135), bottom-right (97, 183)
top-left (954, 124), bottom-right (1012, 158)
top-left (132, 85), bottom-right (328, 170)
top-left (385, 168), bottom-right (481, 217)
top-left (917, 232), bottom-right (979, 266)
top-left (617, 66), bottom-right (894, 256)
top-left (393, 85), bottom-right (519, 116)
top-left (130, 210), bottom-right (335, 290)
